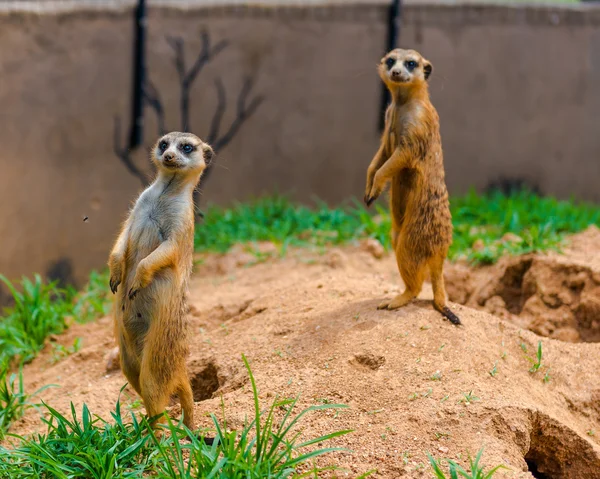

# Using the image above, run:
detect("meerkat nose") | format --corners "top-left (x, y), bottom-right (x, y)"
top-left (164, 153), bottom-right (174, 161)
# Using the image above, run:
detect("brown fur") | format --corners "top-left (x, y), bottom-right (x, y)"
top-left (364, 49), bottom-right (460, 325)
top-left (108, 132), bottom-right (214, 430)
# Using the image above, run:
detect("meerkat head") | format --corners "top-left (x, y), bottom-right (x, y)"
top-left (152, 132), bottom-right (214, 176)
top-left (378, 48), bottom-right (432, 89)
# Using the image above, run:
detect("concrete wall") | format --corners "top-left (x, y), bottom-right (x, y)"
top-left (1, 2), bottom-right (600, 295)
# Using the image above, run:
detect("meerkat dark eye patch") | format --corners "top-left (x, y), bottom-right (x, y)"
top-left (159, 141), bottom-right (169, 152)
top-left (385, 57), bottom-right (395, 70)
top-left (405, 60), bottom-right (418, 71)
top-left (180, 143), bottom-right (195, 154)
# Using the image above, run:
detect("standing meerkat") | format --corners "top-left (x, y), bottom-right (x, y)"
top-left (364, 48), bottom-right (460, 325)
top-left (108, 131), bottom-right (214, 429)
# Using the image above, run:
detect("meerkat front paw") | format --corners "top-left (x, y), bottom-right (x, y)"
top-left (128, 279), bottom-right (144, 300)
top-left (366, 170), bottom-right (389, 206)
top-left (128, 261), bottom-right (151, 300)
top-left (364, 169), bottom-right (377, 206)
top-left (109, 270), bottom-right (122, 294)
top-left (364, 182), bottom-right (374, 206)
top-left (365, 183), bottom-right (383, 207)
top-left (108, 258), bottom-right (123, 294)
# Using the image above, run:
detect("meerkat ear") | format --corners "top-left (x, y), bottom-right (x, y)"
top-left (423, 61), bottom-right (433, 80)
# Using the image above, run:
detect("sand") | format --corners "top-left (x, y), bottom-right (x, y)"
top-left (8, 228), bottom-right (600, 478)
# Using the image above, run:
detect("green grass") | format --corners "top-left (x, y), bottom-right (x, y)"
top-left (194, 196), bottom-right (387, 254)
top-left (1, 190), bottom-right (598, 438)
top-left (526, 341), bottom-right (544, 373)
top-left (0, 368), bottom-right (53, 440)
top-left (0, 271), bottom-right (111, 372)
top-left (0, 272), bottom-right (111, 434)
top-left (195, 191), bottom-right (600, 265)
top-left (1, 190), bottom-right (596, 372)
top-left (0, 275), bottom-right (75, 369)
top-left (428, 447), bottom-right (507, 478)
top-left (449, 190), bottom-right (600, 264)
top-left (0, 356), bottom-right (356, 478)
top-left (523, 340), bottom-right (552, 383)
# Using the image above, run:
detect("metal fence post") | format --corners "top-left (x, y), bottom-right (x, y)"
top-left (129, 0), bottom-right (147, 149)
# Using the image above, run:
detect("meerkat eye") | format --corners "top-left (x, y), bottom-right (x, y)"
top-left (385, 58), bottom-right (395, 70)
top-left (181, 144), bottom-right (194, 154)
top-left (159, 141), bottom-right (168, 152)
top-left (405, 60), bottom-right (418, 71)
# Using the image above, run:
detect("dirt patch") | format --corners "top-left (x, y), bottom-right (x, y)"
top-left (350, 352), bottom-right (386, 371)
top-left (446, 226), bottom-right (600, 343)
top-left (7, 235), bottom-right (600, 478)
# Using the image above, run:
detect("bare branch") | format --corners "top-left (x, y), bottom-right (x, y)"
top-left (212, 76), bottom-right (264, 151)
top-left (199, 76), bottom-right (264, 191)
top-left (143, 79), bottom-right (166, 136)
top-left (206, 78), bottom-right (226, 145)
top-left (144, 30), bottom-right (263, 220)
top-left (166, 31), bottom-right (229, 132)
top-left (185, 32), bottom-right (228, 88)
top-left (166, 35), bottom-right (185, 84)
top-left (113, 116), bottom-right (148, 186)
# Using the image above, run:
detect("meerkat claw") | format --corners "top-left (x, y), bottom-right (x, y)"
top-left (128, 288), bottom-right (138, 300)
top-left (365, 195), bottom-right (375, 207)
top-left (441, 307), bottom-right (461, 326)
top-left (110, 279), bottom-right (120, 294)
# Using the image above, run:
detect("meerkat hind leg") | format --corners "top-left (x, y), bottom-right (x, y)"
top-left (139, 364), bottom-right (171, 433)
top-left (177, 377), bottom-right (195, 429)
top-left (429, 254), bottom-right (461, 325)
top-left (378, 254), bottom-right (426, 310)
top-left (119, 341), bottom-right (142, 395)
top-left (378, 290), bottom-right (417, 310)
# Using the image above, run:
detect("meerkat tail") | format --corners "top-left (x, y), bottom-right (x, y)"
top-left (440, 306), bottom-right (461, 326)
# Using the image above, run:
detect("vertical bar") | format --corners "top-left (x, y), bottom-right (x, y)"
top-left (129, 0), bottom-right (147, 149)
top-left (379, 0), bottom-right (402, 132)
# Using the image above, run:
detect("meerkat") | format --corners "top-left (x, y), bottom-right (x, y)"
top-left (108, 131), bottom-right (214, 430)
top-left (364, 48), bottom-right (460, 325)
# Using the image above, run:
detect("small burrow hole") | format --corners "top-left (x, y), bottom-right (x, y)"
top-left (523, 412), bottom-right (600, 478)
top-left (190, 362), bottom-right (220, 401)
top-left (499, 258), bottom-right (534, 314)
top-left (525, 457), bottom-right (551, 479)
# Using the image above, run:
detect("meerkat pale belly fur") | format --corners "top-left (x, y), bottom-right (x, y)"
top-left (364, 48), bottom-right (460, 325)
top-left (108, 132), bottom-right (214, 429)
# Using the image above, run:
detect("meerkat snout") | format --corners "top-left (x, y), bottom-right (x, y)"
top-left (152, 131), bottom-right (210, 173)
top-left (379, 49), bottom-right (433, 86)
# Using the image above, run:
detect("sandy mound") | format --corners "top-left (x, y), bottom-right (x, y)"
top-left (8, 233), bottom-right (600, 478)
top-left (446, 226), bottom-right (600, 343)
